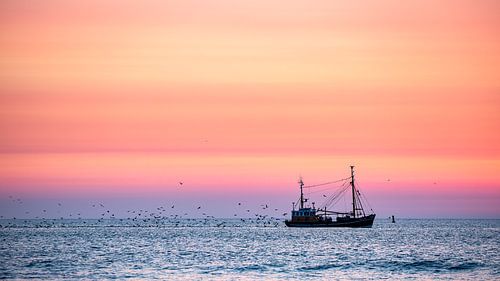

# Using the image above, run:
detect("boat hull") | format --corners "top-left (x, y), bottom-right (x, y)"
top-left (285, 214), bottom-right (375, 228)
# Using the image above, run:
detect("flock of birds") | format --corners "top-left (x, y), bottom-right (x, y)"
top-left (0, 194), bottom-right (290, 229)
top-left (1, 177), bottom-right (407, 229)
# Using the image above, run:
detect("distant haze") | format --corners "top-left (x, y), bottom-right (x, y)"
top-left (0, 0), bottom-right (499, 218)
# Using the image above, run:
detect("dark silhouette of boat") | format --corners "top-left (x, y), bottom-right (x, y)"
top-left (285, 166), bottom-right (375, 228)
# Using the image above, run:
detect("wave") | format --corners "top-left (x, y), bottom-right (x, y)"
top-left (26, 259), bottom-right (54, 268)
top-left (384, 259), bottom-right (484, 272)
top-left (233, 264), bottom-right (268, 273)
top-left (299, 263), bottom-right (345, 271)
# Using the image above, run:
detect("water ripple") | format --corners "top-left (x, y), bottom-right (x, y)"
top-left (0, 219), bottom-right (498, 280)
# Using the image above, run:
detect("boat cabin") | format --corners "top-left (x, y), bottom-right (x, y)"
top-left (290, 208), bottom-right (320, 223)
top-left (292, 208), bottom-right (316, 218)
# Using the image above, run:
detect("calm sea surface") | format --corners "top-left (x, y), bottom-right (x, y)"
top-left (0, 219), bottom-right (498, 280)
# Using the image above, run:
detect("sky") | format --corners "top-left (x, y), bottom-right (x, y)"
top-left (1, 0), bottom-right (499, 218)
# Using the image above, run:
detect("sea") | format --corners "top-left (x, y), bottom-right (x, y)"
top-left (0, 218), bottom-right (498, 280)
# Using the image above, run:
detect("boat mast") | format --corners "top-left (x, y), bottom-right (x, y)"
top-left (299, 176), bottom-right (304, 209)
top-left (350, 166), bottom-right (356, 218)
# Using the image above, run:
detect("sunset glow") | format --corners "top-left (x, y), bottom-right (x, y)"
top-left (1, 0), bottom-right (499, 217)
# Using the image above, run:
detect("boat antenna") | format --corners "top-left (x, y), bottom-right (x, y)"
top-left (299, 176), bottom-right (304, 209)
top-left (351, 166), bottom-right (356, 218)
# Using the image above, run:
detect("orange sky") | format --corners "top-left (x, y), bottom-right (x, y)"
top-left (1, 0), bottom-right (499, 217)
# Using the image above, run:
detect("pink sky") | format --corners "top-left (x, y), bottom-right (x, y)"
top-left (1, 0), bottom-right (499, 217)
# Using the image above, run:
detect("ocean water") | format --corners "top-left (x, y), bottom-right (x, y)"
top-left (0, 219), bottom-right (498, 280)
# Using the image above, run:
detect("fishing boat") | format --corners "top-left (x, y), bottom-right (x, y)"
top-left (285, 166), bottom-right (375, 228)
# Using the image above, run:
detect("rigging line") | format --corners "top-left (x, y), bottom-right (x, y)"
top-left (303, 177), bottom-right (351, 188)
top-left (355, 190), bottom-right (366, 217)
top-left (326, 191), bottom-right (348, 210)
top-left (305, 181), bottom-right (349, 195)
top-left (329, 183), bottom-right (350, 206)
top-left (360, 193), bottom-right (374, 213)
top-left (317, 183), bottom-right (348, 205)
top-left (319, 184), bottom-right (350, 209)
top-left (328, 182), bottom-right (349, 197)
top-left (355, 181), bottom-right (375, 213)
top-left (294, 198), bottom-right (300, 209)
